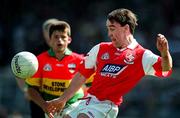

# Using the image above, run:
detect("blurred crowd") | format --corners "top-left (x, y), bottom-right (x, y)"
top-left (0, 0), bottom-right (180, 117)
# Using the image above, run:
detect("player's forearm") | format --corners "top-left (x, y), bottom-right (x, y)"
top-left (161, 50), bottom-right (173, 71)
top-left (27, 87), bottom-right (47, 109)
top-left (60, 72), bottom-right (87, 102)
top-left (15, 77), bottom-right (26, 92)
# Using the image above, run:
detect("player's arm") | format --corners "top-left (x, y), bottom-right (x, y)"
top-left (47, 44), bottom-right (100, 115)
top-left (24, 62), bottom-right (48, 112)
top-left (15, 77), bottom-right (31, 100)
top-left (15, 77), bottom-right (27, 92)
top-left (46, 72), bottom-right (86, 115)
top-left (61, 72), bottom-right (86, 100)
top-left (156, 34), bottom-right (173, 71)
top-left (27, 86), bottom-right (50, 114)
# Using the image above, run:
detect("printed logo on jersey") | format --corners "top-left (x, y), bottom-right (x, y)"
top-left (101, 52), bottom-right (110, 60)
top-left (87, 111), bottom-right (95, 118)
top-left (124, 51), bottom-right (135, 64)
top-left (56, 64), bottom-right (64, 67)
top-left (115, 52), bottom-right (121, 56)
top-left (68, 63), bottom-right (76, 73)
top-left (100, 64), bottom-right (128, 78)
top-left (43, 64), bottom-right (52, 71)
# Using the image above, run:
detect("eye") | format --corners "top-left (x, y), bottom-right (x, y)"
top-left (108, 27), bottom-right (115, 32)
top-left (110, 28), bottom-right (116, 31)
top-left (53, 35), bottom-right (60, 39)
top-left (61, 35), bottom-right (68, 41)
top-left (61, 35), bottom-right (66, 39)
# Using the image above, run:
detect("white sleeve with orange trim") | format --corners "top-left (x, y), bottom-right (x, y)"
top-left (142, 50), bottom-right (159, 76)
top-left (84, 44), bottom-right (100, 69)
top-left (79, 44), bottom-right (100, 78)
top-left (142, 50), bottom-right (172, 77)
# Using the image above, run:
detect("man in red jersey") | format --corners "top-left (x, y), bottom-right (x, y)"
top-left (25, 20), bottom-right (87, 118)
top-left (47, 8), bottom-right (173, 118)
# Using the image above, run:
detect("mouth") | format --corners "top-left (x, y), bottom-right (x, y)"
top-left (57, 44), bottom-right (63, 47)
top-left (111, 38), bottom-right (116, 42)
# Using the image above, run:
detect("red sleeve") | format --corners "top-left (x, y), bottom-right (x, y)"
top-left (153, 57), bottom-right (172, 77)
top-left (78, 60), bottom-right (95, 79)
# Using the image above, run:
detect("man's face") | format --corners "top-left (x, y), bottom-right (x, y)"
top-left (106, 20), bottom-right (126, 48)
top-left (49, 29), bottom-right (71, 53)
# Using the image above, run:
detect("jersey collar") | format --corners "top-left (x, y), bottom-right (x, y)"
top-left (127, 38), bottom-right (138, 49)
top-left (116, 38), bottom-right (138, 51)
top-left (48, 48), bottom-right (72, 57)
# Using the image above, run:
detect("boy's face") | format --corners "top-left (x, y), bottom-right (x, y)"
top-left (49, 28), bottom-right (71, 53)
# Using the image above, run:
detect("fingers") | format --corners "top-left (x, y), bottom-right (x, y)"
top-left (157, 34), bottom-right (167, 46)
top-left (47, 103), bottom-right (57, 115)
top-left (48, 112), bottom-right (54, 118)
top-left (157, 34), bottom-right (165, 38)
top-left (157, 34), bottom-right (167, 44)
top-left (156, 34), bottom-right (169, 51)
top-left (46, 98), bottom-right (66, 117)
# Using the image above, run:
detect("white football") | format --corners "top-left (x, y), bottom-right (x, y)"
top-left (11, 51), bottom-right (38, 79)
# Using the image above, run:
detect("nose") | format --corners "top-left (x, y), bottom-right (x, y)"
top-left (57, 37), bottom-right (63, 42)
top-left (108, 31), bottom-right (113, 38)
top-left (55, 38), bottom-right (63, 44)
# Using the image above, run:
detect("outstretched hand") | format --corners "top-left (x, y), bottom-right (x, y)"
top-left (46, 97), bottom-right (66, 117)
top-left (156, 34), bottom-right (169, 56)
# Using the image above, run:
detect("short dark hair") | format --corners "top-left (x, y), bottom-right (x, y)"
top-left (49, 21), bottom-right (71, 38)
top-left (42, 18), bottom-right (59, 33)
top-left (107, 8), bottom-right (138, 34)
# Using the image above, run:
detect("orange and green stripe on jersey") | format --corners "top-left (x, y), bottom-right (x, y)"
top-left (85, 72), bottom-right (95, 87)
top-left (26, 48), bottom-right (84, 102)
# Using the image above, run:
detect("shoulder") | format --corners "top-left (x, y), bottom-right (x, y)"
top-left (90, 42), bottom-right (112, 52)
top-left (135, 44), bottom-right (146, 54)
top-left (37, 51), bottom-right (49, 59)
top-left (98, 42), bottom-right (114, 51)
top-left (70, 52), bottom-right (84, 60)
top-left (99, 42), bottom-right (112, 47)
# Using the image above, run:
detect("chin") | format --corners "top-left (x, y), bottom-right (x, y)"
top-left (54, 48), bottom-right (62, 52)
top-left (58, 49), bottom-right (64, 52)
top-left (112, 42), bottom-right (118, 48)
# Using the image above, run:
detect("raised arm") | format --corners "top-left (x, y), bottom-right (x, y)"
top-left (156, 34), bottom-right (173, 71)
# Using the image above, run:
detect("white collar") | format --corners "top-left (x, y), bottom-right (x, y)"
top-left (127, 38), bottom-right (138, 49)
top-left (117, 38), bottom-right (138, 51)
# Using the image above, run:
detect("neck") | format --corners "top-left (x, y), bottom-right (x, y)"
top-left (55, 51), bottom-right (66, 60)
top-left (120, 35), bottom-right (134, 49)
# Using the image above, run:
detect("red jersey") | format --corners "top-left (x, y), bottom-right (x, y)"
top-left (26, 48), bottom-right (84, 104)
top-left (79, 39), bottom-right (172, 105)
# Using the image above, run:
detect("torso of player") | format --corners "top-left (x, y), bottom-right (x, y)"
top-left (88, 42), bottom-right (146, 105)
top-left (31, 51), bottom-right (83, 98)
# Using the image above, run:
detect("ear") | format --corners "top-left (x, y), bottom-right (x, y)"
top-left (124, 24), bottom-right (129, 30)
top-left (68, 37), bottom-right (72, 44)
top-left (124, 24), bottom-right (130, 33)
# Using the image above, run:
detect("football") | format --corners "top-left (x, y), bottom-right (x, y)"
top-left (11, 51), bottom-right (38, 79)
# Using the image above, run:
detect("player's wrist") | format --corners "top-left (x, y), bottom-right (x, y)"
top-left (160, 50), bottom-right (169, 58)
top-left (58, 95), bottom-right (68, 103)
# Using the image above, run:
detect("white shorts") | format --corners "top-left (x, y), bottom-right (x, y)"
top-left (45, 100), bottom-right (81, 118)
top-left (67, 94), bottom-right (119, 118)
